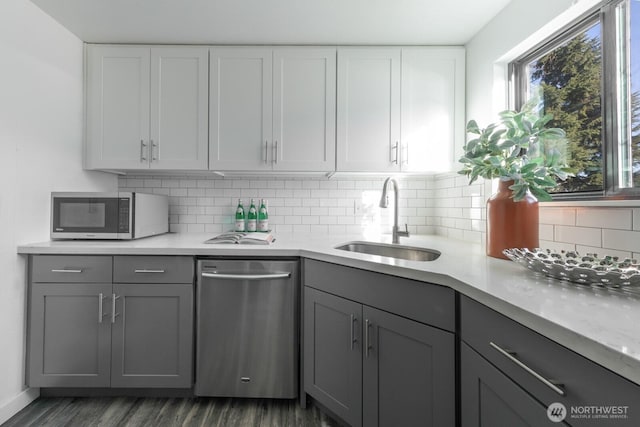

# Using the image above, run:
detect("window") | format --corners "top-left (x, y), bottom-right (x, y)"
top-left (511, 0), bottom-right (640, 199)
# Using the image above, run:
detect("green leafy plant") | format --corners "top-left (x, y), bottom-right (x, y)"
top-left (458, 104), bottom-right (573, 202)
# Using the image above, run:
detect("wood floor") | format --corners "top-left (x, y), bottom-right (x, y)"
top-left (2, 397), bottom-right (341, 427)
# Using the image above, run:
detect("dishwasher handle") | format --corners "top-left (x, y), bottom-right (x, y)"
top-left (201, 271), bottom-right (291, 281)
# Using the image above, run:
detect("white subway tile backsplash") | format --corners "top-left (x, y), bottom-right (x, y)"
top-left (302, 216), bottom-right (320, 225)
top-left (602, 229), bottom-right (640, 253)
top-left (170, 188), bottom-right (188, 197)
top-left (196, 179), bottom-right (215, 188)
top-left (539, 224), bottom-right (554, 241)
top-left (576, 208), bottom-right (632, 230)
top-left (187, 224), bottom-right (205, 233)
top-left (554, 226), bottom-right (601, 247)
top-left (205, 224), bottom-right (223, 233)
top-left (285, 180), bottom-right (303, 189)
top-left (188, 206), bottom-right (206, 215)
top-left (539, 208), bottom-right (576, 226)
top-left (121, 172), bottom-right (639, 256)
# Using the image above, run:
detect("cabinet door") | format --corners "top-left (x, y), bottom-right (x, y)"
top-left (149, 47), bottom-right (209, 170)
top-left (401, 47), bottom-right (465, 172)
top-left (209, 47), bottom-right (272, 171)
top-left (86, 45), bottom-right (150, 169)
top-left (29, 283), bottom-right (112, 387)
top-left (461, 343), bottom-right (565, 427)
top-left (337, 48), bottom-right (401, 172)
top-left (273, 48), bottom-right (336, 172)
top-left (362, 306), bottom-right (455, 427)
top-left (110, 283), bottom-right (193, 388)
top-left (304, 287), bottom-right (363, 427)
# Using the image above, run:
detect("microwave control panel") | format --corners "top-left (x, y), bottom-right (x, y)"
top-left (118, 198), bottom-right (130, 233)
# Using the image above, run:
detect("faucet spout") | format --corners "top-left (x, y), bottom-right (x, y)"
top-left (379, 177), bottom-right (409, 244)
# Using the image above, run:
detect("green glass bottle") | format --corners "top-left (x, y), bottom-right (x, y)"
top-left (234, 199), bottom-right (245, 232)
top-left (247, 199), bottom-right (257, 232)
top-left (258, 199), bottom-right (269, 232)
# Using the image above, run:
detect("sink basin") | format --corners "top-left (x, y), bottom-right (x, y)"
top-left (335, 241), bottom-right (441, 262)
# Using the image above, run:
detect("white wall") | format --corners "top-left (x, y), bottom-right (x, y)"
top-left (0, 0), bottom-right (117, 422)
top-left (465, 0), bottom-right (574, 124)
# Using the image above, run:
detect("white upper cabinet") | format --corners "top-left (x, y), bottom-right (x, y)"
top-left (209, 47), bottom-right (273, 171)
top-left (86, 46), bottom-right (150, 170)
top-left (336, 47), bottom-right (464, 173)
top-left (401, 47), bottom-right (465, 173)
top-left (272, 48), bottom-right (336, 172)
top-left (210, 47), bottom-right (336, 172)
top-left (85, 44), bottom-right (462, 174)
top-left (149, 47), bottom-right (209, 170)
top-left (337, 48), bottom-right (401, 172)
top-left (86, 45), bottom-right (209, 170)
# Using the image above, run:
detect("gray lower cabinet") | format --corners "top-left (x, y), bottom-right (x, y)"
top-left (461, 343), bottom-right (564, 427)
top-left (461, 295), bottom-right (640, 427)
top-left (362, 304), bottom-right (454, 427)
top-left (110, 283), bottom-right (193, 388)
top-left (29, 282), bottom-right (113, 387)
top-left (303, 259), bottom-right (455, 427)
top-left (304, 288), bottom-right (362, 426)
top-left (28, 255), bottom-right (194, 389)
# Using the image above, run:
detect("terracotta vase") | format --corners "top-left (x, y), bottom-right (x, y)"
top-left (486, 180), bottom-right (539, 259)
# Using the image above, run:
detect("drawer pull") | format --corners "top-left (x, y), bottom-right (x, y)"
top-left (51, 269), bottom-right (83, 273)
top-left (134, 269), bottom-right (165, 274)
top-left (490, 341), bottom-right (566, 396)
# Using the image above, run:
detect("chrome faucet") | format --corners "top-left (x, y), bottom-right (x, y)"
top-left (379, 177), bottom-right (410, 244)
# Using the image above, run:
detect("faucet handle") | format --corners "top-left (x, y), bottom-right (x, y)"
top-left (398, 224), bottom-right (410, 237)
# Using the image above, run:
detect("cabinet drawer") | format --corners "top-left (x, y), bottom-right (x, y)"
top-left (304, 259), bottom-right (454, 331)
top-left (113, 256), bottom-right (193, 284)
top-left (461, 296), bottom-right (640, 425)
top-left (31, 255), bottom-right (112, 283)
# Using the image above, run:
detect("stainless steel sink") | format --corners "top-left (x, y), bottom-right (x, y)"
top-left (335, 241), bottom-right (441, 262)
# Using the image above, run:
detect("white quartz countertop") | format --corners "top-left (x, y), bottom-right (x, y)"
top-left (18, 232), bottom-right (640, 386)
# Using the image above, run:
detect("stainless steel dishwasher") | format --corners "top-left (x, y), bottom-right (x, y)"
top-left (195, 258), bottom-right (298, 398)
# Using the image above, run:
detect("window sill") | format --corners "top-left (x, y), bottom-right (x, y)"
top-left (540, 199), bottom-right (640, 208)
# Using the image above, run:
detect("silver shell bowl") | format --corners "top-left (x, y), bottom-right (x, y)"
top-left (502, 248), bottom-right (640, 288)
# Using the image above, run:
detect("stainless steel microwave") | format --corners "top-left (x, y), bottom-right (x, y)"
top-left (51, 192), bottom-right (169, 240)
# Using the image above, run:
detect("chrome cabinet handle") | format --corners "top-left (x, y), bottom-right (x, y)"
top-left (151, 140), bottom-right (158, 161)
top-left (51, 269), bottom-right (83, 273)
top-left (111, 293), bottom-right (120, 324)
top-left (264, 140), bottom-right (268, 164)
top-left (134, 269), bottom-right (165, 274)
top-left (402, 142), bottom-right (409, 165)
top-left (391, 141), bottom-right (399, 164)
top-left (365, 319), bottom-right (372, 358)
top-left (201, 272), bottom-right (290, 281)
top-left (98, 293), bottom-right (104, 324)
top-left (273, 140), bottom-right (278, 165)
top-left (140, 140), bottom-right (147, 162)
top-left (489, 341), bottom-right (566, 396)
top-left (350, 315), bottom-right (357, 350)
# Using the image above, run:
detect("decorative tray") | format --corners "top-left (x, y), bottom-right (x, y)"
top-left (502, 248), bottom-right (640, 289)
